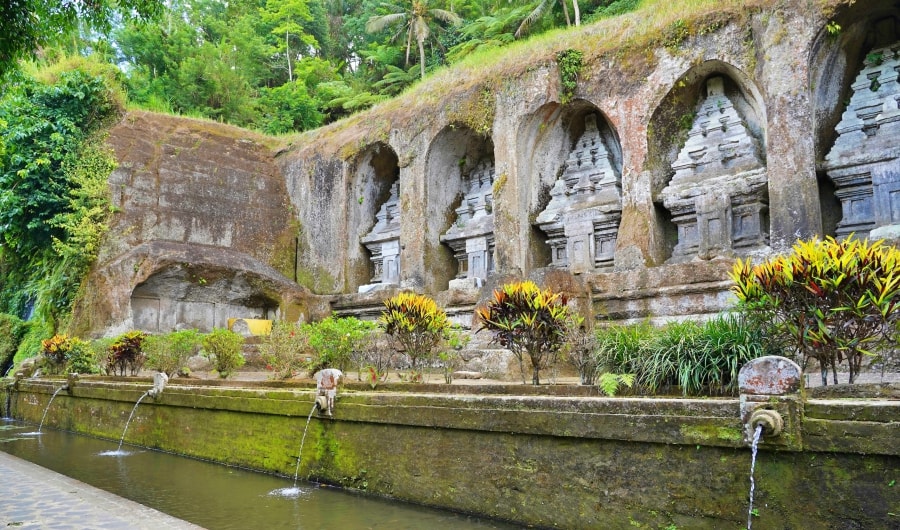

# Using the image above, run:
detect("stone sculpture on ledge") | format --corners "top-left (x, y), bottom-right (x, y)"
top-left (441, 160), bottom-right (496, 289)
top-left (823, 42), bottom-right (900, 241)
top-left (660, 76), bottom-right (769, 262)
top-left (535, 114), bottom-right (622, 273)
top-left (359, 182), bottom-right (401, 293)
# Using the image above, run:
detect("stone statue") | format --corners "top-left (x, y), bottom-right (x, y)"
top-left (314, 368), bottom-right (343, 416)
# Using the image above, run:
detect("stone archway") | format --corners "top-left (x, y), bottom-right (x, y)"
top-left (349, 142), bottom-right (400, 293)
top-left (424, 125), bottom-right (495, 291)
top-left (813, 5), bottom-right (900, 239)
top-left (519, 100), bottom-right (624, 273)
top-left (648, 62), bottom-right (768, 262)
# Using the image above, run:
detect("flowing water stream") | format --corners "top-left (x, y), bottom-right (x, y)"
top-left (20, 385), bottom-right (67, 435)
top-left (270, 404), bottom-right (317, 498)
top-left (0, 421), bottom-right (514, 529)
top-left (100, 390), bottom-right (149, 456)
top-left (747, 423), bottom-right (763, 530)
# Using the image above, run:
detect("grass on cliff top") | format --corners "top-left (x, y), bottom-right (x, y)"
top-left (290, 0), bottom-right (845, 155)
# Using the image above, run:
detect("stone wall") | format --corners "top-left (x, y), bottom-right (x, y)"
top-left (5, 378), bottom-right (898, 529)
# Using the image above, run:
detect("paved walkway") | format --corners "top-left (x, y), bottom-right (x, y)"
top-left (0, 452), bottom-right (203, 530)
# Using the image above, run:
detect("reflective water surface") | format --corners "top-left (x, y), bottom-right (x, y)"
top-left (0, 421), bottom-right (517, 530)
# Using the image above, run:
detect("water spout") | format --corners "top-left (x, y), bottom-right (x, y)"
top-left (99, 390), bottom-right (150, 456)
top-left (747, 423), bottom-right (763, 529)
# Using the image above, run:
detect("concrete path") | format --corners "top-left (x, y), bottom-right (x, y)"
top-left (0, 451), bottom-right (203, 530)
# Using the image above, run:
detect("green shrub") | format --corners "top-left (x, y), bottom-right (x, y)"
top-left (306, 315), bottom-right (375, 373)
top-left (202, 328), bottom-right (245, 379)
top-left (732, 235), bottom-right (900, 385)
top-left (260, 320), bottom-right (308, 379)
top-left (66, 337), bottom-right (99, 374)
top-left (380, 292), bottom-right (451, 371)
top-left (144, 330), bottom-right (200, 377)
top-left (476, 281), bottom-right (574, 385)
top-left (0, 313), bottom-right (24, 376)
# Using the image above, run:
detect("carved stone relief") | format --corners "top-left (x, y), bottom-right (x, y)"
top-left (535, 114), bottom-right (622, 273)
top-left (359, 182), bottom-right (401, 293)
top-left (824, 42), bottom-right (900, 240)
top-left (440, 160), bottom-right (496, 289)
top-left (660, 77), bottom-right (768, 261)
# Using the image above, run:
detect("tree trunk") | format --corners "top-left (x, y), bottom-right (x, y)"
top-left (286, 31), bottom-right (293, 82)
top-left (560, 0), bottom-right (571, 27)
top-left (532, 365), bottom-right (540, 385)
top-left (820, 364), bottom-right (828, 386)
top-left (417, 37), bottom-right (426, 79)
top-left (572, 0), bottom-right (580, 26)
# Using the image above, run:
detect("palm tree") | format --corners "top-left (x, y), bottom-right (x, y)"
top-left (515, 0), bottom-right (580, 39)
top-left (365, 0), bottom-right (462, 79)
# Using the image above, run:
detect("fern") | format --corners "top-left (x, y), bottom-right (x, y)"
top-left (598, 372), bottom-right (635, 397)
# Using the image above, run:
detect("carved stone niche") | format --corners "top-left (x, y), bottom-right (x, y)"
top-left (359, 182), bottom-right (401, 293)
top-left (440, 160), bottom-right (496, 289)
top-left (823, 42), bottom-right (900, 241)
top-left (660, 77), bottom-right (769, 262)
top-left (535, 114), bottom-right (622, 273)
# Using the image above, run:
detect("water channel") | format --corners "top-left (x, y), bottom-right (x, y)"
top-left (0, 420), bottom-right (516, 529)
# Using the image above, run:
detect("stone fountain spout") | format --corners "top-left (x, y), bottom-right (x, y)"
top-left (148, 372), bottom-right (169, 400)
top-left (314, 368), bottom-right (343, 416)
top-left (737, 355), bottom-right (801, 444)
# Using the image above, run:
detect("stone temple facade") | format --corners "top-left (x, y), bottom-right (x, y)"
top-left (824, 41), bottom-right (900, 241)
top-left (659, 77), bottom-right (769, 262)
top-left (440, 160), bottom-right (496, 289)
top-left (535, 114), bottom-right (622, 273)
top-left (76, 3), bottom-right (900, 336)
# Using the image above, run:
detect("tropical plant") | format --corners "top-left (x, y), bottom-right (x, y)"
top-left (306, 314), bottom-right (376, 373)
top-left (380, 292), bottom-right (451, 370)
top-left (107, 331), bottom-right (146, 376)
top-left (65, 337), bottom-right (100, 375)
top-left (365, 0), bottom-right (462, 79)
top-left (202, 328), bottom-right (246, 379)
top-left (259, 320), bottom-right (308, 379)
top-left (41, 334), bottom-right (72, 375)
top-left (515, 0), bottom-right (580, 39)
top-left (595, 316), bottom-right (770, 396)
top-left (476, 281), bottom-right (574, 385)
top-left (732, 235), bottom-right (900, 385)
top-left (143, 330), bottom-right (200, 377)
top-left (597, 372), bottom-right (635, 397)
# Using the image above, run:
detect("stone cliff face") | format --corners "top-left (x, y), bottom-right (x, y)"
top-left (74, 0), bottom-right (900, 335)
top-left (71, 112), bottom-right (310, 336)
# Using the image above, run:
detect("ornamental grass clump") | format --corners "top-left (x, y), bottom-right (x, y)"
top-left (476, 281), bottom-right (574, 385)
top-left (731, 235), bottom-right (900, 385)
top-left (380, 292), bottom-right (451, 375)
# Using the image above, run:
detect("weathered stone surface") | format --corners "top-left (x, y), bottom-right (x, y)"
top-left (440, 160), bottom-right (497, 288)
